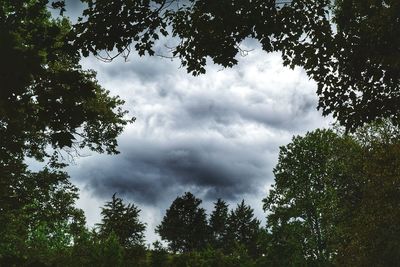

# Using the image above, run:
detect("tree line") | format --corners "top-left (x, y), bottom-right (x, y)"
top-left (1, 0), bottom-right (399, 266)
top-left (1, 121), bottom-right (399, 266)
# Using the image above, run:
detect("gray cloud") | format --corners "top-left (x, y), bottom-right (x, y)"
top-left (76, 52), bottom-right (327, 193)
top-left (66, 45), bottom-right (332, 242)
top-left (71, 133), bottom-right (275, 205)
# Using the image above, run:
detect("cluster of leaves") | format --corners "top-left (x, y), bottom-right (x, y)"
top-left (0, 0), bottom-right (133, 175)
top-left (72, 0), bottom-right (400, 130)
top-left (262, 122), bottom-right (400, 266)
top-left (0, 4), bottom-right (133, 261)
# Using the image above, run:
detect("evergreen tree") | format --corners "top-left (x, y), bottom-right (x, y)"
top-left (156, 192), bottom-right (209, 252)
top-left (97, 194), bottom-right (146, 248)
top-left (209, 198), bottom-right (229, 250)
top-left (226, 200), bottom-right (261, 258)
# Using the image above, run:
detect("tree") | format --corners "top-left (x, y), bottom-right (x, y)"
top-left (262, 124), bottom-right (400, 266)
top-left (156, 192), bottom-right (209, 253)
top-left (209, 198), bottom-right (229, 250)
top-left (97, 194), bottom-right (146, 248)
top-left (0, 0), bottom-right (132, 174)
top-left (0, 169), bottom-right (86, 266)
top-left (74, 0), bottom-right (400, 130)
top-left (335, 121), bottom-right (400, 266)
top-left (262, 129), bottom-right (360, 266)
top-left (225, 200), bottom-right (261, 258)
top-left (1, 1), bottom-right (134, 263)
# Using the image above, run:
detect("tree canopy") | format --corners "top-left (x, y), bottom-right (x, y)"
top-left (97, 194), bottom-right (146, 248)
top-left (0, 0), bottom-right (133, 172)
top-left (70, 0), bottom-right (400, 130)
top-left (0, 169), bottom-right (85, 266)
top-left (226, 200), bottom-right (261, 258)
top-left (156, 192), bottom-right (209, 252)
top-left (209, 198), bottom-right (229, 250)
top-left (1, 0), bottom-right (399, 265)
top-left (263, 129), bottom-right (357, 265)
top-left (262, 123), bottom-right (400, 266)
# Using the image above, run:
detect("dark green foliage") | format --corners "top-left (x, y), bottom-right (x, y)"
top-left (0, 169), bottom-right (86, 266)
top-left (68, 230), bottom-right (125, 267)
top-left (97, 194), bottom-right (146, 248)
top-left (74, 0), bottom-right (400, 129)
top-left (263, 124), bottom-right (400, 266)
top-left (156, 192), bottom-right (209, 253)
top-left (169, 246), bottom-right (256, 267)
top-left (0, 1), bottom-right (133, 264)
top-left (0, 0), bottom-right (132, 172)
top-left (74, 0), bottom-right (168, 58)
top-left (334, 121), bottom-right (400, 266)
top-left (209, 198), bottom-right (229, 250)
top-left (98, 233), bottom-right (125, 267)
top-left (150, 241), bottom-right (169, 267)
top-left (1, 1), bottom-right (398, 264)
top-left (225, 200), bottom-right (261, 258)
top-left (263, 129), bottom-right (357, 266)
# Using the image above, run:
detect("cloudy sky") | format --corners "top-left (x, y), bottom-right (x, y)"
top-left (58, 0), bottom-right (332, 244)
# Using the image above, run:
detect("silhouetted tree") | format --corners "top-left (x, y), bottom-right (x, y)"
top-left (156, 192), bottom-right (209, 253)
top-left (226, 200), bottom-right (261, 258)
top-left (0, 4), bottom-right (132, 257)
top-left (97, 194), bottom-right (146, 248)
top-left (209, 198), bottom-right (229, 250)
top-left (75, 0), bottom-right (400, 129)
top-left (0, 1), bottom-right (132, 169)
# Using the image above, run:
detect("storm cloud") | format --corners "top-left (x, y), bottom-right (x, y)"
top-left (66, 43), bottom-right (331, 242)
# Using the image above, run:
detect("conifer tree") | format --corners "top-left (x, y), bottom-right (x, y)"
top-left (226, 200), bottom-right (261, 258)
top-left (209, 198), bottom-right (229, 250)
top-left (97, 194), bottom-right (146, 248)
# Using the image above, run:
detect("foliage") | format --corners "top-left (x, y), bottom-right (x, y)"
top-left (225, 200), bottom-right (261, 258)
top-left (263, 129), bottom-right (359, 266)
top-left (1, 1), bottom-right (398, 262)
top-left (335, 121), bottom-right (400, 266)
top-left (0, 1), bottom-right (134, 264)
top-left (72, 0), bottom-right (400, 129)
top-left (150, 241), bottom-right (169, 267)
top-left (263, 124), bottom-right (400, 266)
top-left (0, 169), bottom-right (85, 266)
top-left (0, 0), bottom-right (132, 173)
top-left (209, 198), bottom-right (229, 250)
top-left (156, 192), bottom-right (209, 253)
top-left (97, 194), bottom-right (146, 248)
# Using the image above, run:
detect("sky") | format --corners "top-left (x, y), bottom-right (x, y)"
top-left (59, 0), bottom-right (332, 244)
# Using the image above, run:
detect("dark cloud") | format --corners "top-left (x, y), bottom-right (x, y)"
top-left (71, 134), bottom-right (274, 205)
top-left (73, 50), bottom-right (329, 205)
top-left (67, 46), bottom-right (331, 241)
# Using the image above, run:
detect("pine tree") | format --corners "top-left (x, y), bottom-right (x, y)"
top-left (209, 198), bottom-right (229, 250)
top-left (97, 194), bottom-right (146, 248)
top-left (226, 200), bottom-right (261, 258)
